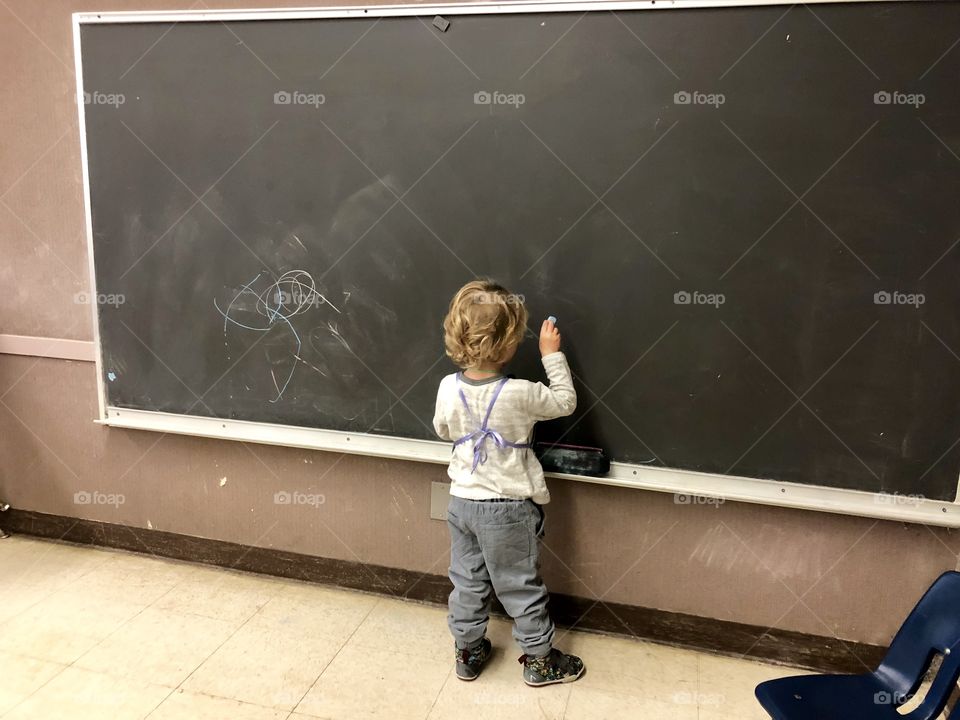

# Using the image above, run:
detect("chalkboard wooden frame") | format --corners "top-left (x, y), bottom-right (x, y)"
top-left (73, 0), bottom-right (960, 527)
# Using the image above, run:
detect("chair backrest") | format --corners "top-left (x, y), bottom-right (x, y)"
top-left (876, 572), bottom-right (960, 706)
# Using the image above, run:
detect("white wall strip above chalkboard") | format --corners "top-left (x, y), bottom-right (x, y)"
top-left (74, 0), bottom-right (900, 25)
top-left (102, 407), bottom-right (960, 527)
top-left (0, 335), bottom-right (96, 362)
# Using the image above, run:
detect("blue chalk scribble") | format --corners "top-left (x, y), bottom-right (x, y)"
top-left (214, 270), bottom-right (339, 402)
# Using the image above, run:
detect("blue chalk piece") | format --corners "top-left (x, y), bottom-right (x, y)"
top-left (547, 316), bottom-right (557, 325)
top-left (107, 371), bottom-right (117, 382)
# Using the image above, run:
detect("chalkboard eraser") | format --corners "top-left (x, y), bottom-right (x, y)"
top-left (547, 315), bottom-right (557, 325)
top-left (535, 442), bottom-right (609, 477)
top-left (432, 15), bottom-right (450, 32)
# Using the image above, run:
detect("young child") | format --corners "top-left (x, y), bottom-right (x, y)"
top-left (433, 279), bottom-right (585, 686)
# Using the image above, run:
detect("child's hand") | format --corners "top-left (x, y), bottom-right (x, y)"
top-left (539, 319), bottom-right (561, 356)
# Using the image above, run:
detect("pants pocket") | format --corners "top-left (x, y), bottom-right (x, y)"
top-left (529, 501), bottom-right (545, 539)
top-left (481, 520), bottom-right (533, 573)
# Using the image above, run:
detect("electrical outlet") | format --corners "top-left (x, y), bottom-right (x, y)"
top-left (430, 482), bottom-right (450, 521)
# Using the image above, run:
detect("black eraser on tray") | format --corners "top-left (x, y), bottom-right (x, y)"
top-left (535, 442), bottom-right (610, 477)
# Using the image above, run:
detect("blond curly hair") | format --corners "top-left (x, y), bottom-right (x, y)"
top-left (443, 279), bottom-right (528, 369)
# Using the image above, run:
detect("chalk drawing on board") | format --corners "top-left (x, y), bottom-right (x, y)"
top-left (214, 269), bottom-right (340, 402)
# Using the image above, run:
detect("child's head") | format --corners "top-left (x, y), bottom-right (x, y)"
top-left (443, 279), bottom-right (528, 369)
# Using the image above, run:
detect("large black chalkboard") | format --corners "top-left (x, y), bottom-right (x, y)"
top-left (80, 2), bottom-right (960, 500)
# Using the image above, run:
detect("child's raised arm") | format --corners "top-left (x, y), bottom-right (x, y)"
top-left (527, 319), bottom-right (577, 421)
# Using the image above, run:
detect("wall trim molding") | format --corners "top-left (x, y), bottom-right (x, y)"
top-left (74, 0), bottom-right (914, 26)
top-left (4, 508), bottom-right (886, 674)
top-left (0, 335), bottom-right (95, 362)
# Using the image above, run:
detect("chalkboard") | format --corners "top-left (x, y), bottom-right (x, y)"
top-left (79, 2), bottom-right (960, 501)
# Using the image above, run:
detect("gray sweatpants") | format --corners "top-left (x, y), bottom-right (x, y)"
top-left (446, 496), bottom-right (554, 657)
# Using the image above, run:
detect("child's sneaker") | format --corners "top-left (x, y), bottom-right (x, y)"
top-left (455, 637), bottom-right (492, 681)
top-left (519, 648), bottom-right (585, 686)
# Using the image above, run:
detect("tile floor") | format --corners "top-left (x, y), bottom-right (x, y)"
top-left (0, 535), bottom-right (807, 719)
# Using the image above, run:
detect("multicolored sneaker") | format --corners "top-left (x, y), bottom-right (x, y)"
top-left (456, 637), bottom-right (492, 681)
top-left (519, 648), bottom-right (585, 686)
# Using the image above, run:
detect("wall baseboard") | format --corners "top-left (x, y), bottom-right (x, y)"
top-left (4, 509), bottom-right (885, 674)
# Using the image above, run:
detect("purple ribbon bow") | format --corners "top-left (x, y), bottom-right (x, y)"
top-left (452, 377), bottom-right (530, 474)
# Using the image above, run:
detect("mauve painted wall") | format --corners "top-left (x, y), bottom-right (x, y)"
top-left (1, 0), bottom-right (958, 649)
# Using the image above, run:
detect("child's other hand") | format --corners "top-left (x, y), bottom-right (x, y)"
top-left (539, 319), bottom-right (561, 356)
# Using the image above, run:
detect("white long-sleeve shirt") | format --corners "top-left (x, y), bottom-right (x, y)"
top-left (432, 352), bottom-right (577, 505)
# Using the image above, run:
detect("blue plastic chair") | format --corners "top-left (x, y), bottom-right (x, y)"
top-left (755, 571), bottom-right (960, 720)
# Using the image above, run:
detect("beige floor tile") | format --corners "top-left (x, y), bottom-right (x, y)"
top-left (349, 598), bottom-right (450, 662)
top-left (2, 665), bottom-right (170, 720)
top-left (698, 653), bottom-right (806, 720)
top-left (0, 593), bottom-right (146, 664)
top-left (62, 551), bottom-right (201, 606)
top-left (252, 581), bottom-right (379, 644)
top-left (0, 539), bottom-right (834, 720)
top-left (0, 650), bottom-right (66, 715)
top-left (0, 582), bottom-right (54, 623)
top-left (181, 621), bottom-right (346, 710)
top-left (296, 642), bottom-right (450, 719)
top-left (147, 689), bottom-right (289, 719)
top-left (74, 607), bottom-right (240, 687)
top-left (152, 566), bottom-right (280, 623)
top-left (428, 670), bottom-right (569, 720)
top-left (560, 631), bottom-right (699, 699)
top-left (0, 538), bottom-right (113, 591)
top-left (566, 685), bottom-right (698, 720)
